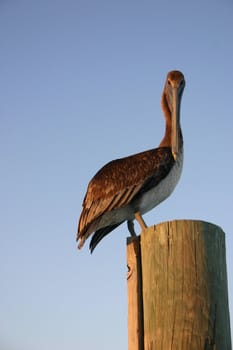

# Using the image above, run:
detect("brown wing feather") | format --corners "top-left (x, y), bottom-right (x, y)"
top-left (77, 147), bottom-right (174, 246)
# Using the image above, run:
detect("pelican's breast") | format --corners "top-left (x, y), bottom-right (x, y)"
top-left (134, 149), bottom-right (183, 214)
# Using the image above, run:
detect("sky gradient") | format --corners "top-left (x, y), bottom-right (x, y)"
top-left (1, 1), bottom-right (233, 349)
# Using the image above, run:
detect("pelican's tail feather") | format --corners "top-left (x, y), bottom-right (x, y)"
top-left (89, 222), bottom-right (124, 253)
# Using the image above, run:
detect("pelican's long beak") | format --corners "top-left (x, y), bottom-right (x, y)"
top-left (171, 87), bottom-right (180, 160)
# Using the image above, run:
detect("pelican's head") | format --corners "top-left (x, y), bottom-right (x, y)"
top-left (164, 70), bottom-right (185, 160)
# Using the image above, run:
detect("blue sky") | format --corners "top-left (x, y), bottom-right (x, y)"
top-left (1, 0), bottom-right (233, 349)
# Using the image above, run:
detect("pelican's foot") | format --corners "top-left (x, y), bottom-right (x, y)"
top-left (134, 211), bottom-right (148, 231)
top-left (127, 220), bottom-right (137, 237)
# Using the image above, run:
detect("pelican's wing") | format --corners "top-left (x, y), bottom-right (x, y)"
top-left (77, 147), bottom-right (174, 248)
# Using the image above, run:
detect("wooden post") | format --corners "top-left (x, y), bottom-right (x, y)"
top-left (127, 219), bottom-right (232, 350)
top-left (127, 236), bottom-right (144, 350)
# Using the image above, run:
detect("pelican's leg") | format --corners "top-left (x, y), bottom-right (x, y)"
top-left (135, 211), bottom-right (148, 231)
top-left (127, 220), bottom-right (137, 236)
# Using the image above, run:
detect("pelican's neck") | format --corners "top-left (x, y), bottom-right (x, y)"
top-left (159, 92), bottom-right (172, 147)
top-left (159, 92), bottom-right (183, 149)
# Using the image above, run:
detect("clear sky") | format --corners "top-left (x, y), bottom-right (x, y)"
top-left (1, 0), bottom-right (233, 349)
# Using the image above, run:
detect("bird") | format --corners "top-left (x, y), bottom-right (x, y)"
top-left (77, 70), bottom-right (185, 252)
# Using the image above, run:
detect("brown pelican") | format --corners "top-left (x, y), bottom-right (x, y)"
top-left (77, 70), bottom-right (185, 252)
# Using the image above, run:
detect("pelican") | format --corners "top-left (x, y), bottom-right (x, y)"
top-left (77, 70), bottom-right (185, 252)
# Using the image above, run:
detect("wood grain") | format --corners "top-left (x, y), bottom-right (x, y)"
top-left (127, 220), bottom-right (231, 350)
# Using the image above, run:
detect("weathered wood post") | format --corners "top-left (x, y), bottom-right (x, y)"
top-left (127, 236), bottom-right (144, 350)
top-left (127, 219), bottom-right (231, 350)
